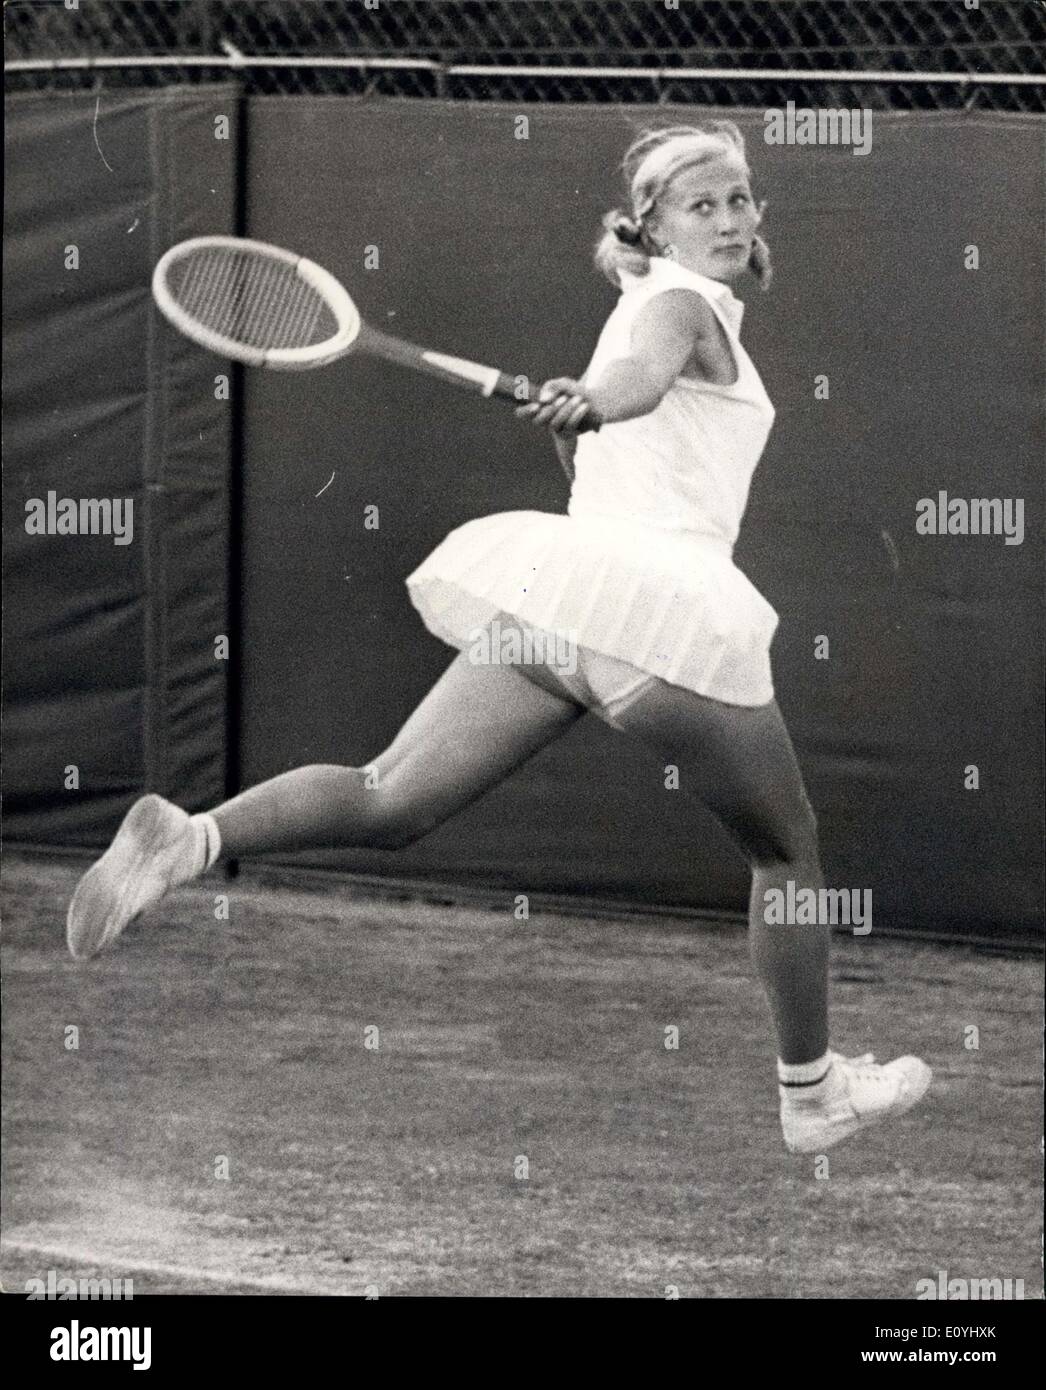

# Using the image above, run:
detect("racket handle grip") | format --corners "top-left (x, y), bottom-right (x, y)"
top-left (494, 372), bottom-right (602, 432)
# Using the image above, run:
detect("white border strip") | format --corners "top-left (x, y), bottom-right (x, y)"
top-left (5, 56), bottom-right (1044, 85)
top-left (5, 54), bottom-right (441, 72)
top-left (452, 64), bottom-right (1045, 85)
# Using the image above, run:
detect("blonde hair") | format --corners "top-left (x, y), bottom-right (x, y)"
top-left (594, 121), bottom-right (772, 290)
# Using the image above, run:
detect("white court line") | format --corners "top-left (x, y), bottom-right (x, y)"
top-left (2, 1239), bottom-right (357, 1297)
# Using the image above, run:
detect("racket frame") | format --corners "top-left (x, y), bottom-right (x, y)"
top-left (151, 235), bottom-right (362, 370)
top-left (152, 234), bottom-right (600, 427)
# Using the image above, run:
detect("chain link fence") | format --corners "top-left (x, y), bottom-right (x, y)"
top-left (6, 0), bottom-right (1045, 109)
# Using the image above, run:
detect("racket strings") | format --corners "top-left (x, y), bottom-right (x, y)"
top-left (168, 247), bottom-right (338, 351)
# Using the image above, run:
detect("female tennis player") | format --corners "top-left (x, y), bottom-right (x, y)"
top-left (68, 122), bottom-right (930, 1153)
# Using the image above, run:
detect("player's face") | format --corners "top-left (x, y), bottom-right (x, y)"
top-left (649, 157), bottom-right (761, 283)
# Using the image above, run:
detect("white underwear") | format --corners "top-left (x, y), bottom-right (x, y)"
top-left (489, 613), bottom-right (657, 730)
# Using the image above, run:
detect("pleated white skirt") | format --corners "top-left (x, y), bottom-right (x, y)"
top-left (405, 509), bottom-right (779, 707)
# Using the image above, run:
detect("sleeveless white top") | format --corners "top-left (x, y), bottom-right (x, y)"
top-left (404, 256), bottom-right (781, 706)
top-left (569, 257), bottom-right (776, 550)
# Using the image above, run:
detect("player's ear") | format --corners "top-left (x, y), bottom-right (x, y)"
top-left (749, 233), bottom-right (773, 291)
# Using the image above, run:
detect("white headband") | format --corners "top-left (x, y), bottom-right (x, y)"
top-left (630, 135), bottom-right (742, 218)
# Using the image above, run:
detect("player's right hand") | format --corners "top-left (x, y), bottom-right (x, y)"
top-left (515, 377), bottom-right (595, 433)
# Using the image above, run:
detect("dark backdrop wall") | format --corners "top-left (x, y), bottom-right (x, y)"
top-left (4, 87), bottom-right (239, 842)
top-left (4, 92), bottom-right (1042, 940)
top-left (239, 100), bottom-right (1043, 938)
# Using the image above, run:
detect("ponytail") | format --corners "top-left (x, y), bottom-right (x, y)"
top-left (593, 208), bottom-right (656, 286)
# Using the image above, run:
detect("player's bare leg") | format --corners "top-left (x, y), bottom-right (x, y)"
top-left (611, 684), bottom-right (931, 1150)
top-left (67, 652), bottom-right (584, 958)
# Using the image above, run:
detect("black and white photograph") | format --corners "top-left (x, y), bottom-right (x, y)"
top-left (2, 0), bottom-right (1043, 1345)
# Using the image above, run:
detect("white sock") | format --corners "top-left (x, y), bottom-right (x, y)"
top-left (188, 813), bottom-right (222, 875)
top-left (777, 1051), bottom-right (832, 1097)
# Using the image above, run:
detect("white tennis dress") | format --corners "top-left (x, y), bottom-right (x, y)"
top-left (405, 257), bottom-right (779, 708)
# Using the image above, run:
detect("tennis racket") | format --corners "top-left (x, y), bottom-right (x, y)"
top-left (152, 235), bottom-right (600, 430)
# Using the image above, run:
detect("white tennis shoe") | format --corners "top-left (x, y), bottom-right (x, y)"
top-left (780, 1050), bottom-right (932, 1153)
top-left (66, 794), bottom-right (196, 960)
